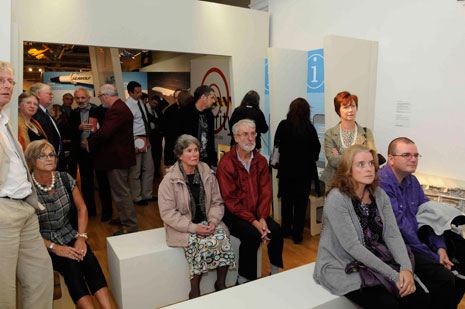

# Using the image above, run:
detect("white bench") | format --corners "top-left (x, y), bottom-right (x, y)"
top-left (165, 263), bottom-right (358, 309)
top-left (107, 227), bottom-right (262, 309)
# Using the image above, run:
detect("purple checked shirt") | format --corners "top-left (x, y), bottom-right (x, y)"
top-left (379, 164), bottom-right (445, 262)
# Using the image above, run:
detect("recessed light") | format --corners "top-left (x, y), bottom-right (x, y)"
top-left (28, 68), bottom-right (33, 72)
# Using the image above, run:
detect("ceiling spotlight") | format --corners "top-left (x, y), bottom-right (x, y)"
top-left (38, 68), bottom-right (43, 72)
top-left (28, 68), bottom-right (33, 72)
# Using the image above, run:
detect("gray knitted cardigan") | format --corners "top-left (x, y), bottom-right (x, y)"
top-left (313, 187), bottom-right (412, 296)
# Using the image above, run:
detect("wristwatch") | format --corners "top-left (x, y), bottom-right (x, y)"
top-left (48, 242), bottom-right (55, 251)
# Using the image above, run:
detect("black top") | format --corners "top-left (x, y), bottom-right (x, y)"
top-left (179, 102), bottom-right (217, 167)
top-left (229, 106), bottom-right (268, 150)
top-left (274, 119), bottom-right (320, 193)
top-left (352, 195), bottom-right (384, 244)
top-left (163, 103), bottom-right (180, 166)
top-left (187, 174), bottom-right (205, 223)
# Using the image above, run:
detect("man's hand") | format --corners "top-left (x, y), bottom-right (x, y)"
top-left (396, 270), bottom-right (416, 297)
top-left (252, 219), bottom-right (270, 245)
top-left (79, 122), bottom-right (93, 132)
top-left (438, 248), bottom-right (454, 270)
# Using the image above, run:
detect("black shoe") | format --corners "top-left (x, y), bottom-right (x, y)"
top-left (134, 200), bottom-right (148, 206)
top-left (101, 213), bottom-right (112, 222)
top-left (147, 196), bottom-right (158, 202)
top-left (113, 229), bottom-right (129, 236)
top-left (293, 237), bottom-right (303, 244)
top-left (109, 218), bottom-right (121, 225)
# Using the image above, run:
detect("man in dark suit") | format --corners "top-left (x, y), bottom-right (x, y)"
top-left (30, 83), bottom-right (63, 169)
top-left (70, 88), bottom-right (112, 221)
top-left (84, 84), bottom-right (137, 235)
top-left (146, 95), bottom-right (166, 178)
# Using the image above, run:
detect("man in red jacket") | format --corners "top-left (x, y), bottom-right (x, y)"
top-left (84, 84), bottom-right (137, 236)
top-left (217, 119), bottom-right (283, 284)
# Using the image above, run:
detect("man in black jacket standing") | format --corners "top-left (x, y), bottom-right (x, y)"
top-left (179, 85), bottom-right (217, 167)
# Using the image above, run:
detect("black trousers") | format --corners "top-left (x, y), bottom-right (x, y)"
top-left (223, 211), bottom-right (283, 281)
top-left (413, 251), bottom-right (462, 309)
top-left (345, 284), bottom-right (430, 308)
top-left (50, 240), bottom-right (107, 304)
top-left (150, 130), bottom-right (163, 177)
top-left (279, 179), bottom-right (310, 242)
top-left (95, 169), bottom-right (113, 218)
top-left (78, 148), bottom-right (112, 217)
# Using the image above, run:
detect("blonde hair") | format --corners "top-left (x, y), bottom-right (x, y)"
top-left (0, 61), bottom-right (14, 75)
top-left (329, 144), bottom-right (379, 199)
top-left (24, 140), bottom-right (56, 171)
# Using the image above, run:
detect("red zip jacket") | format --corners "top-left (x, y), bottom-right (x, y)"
top-left (216, 145), bottom-right (271, 223)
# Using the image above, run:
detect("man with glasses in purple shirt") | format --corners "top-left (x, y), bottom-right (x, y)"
top-left (379, 137), bottom-right (465, 308)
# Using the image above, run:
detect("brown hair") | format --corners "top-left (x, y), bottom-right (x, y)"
top-left (328, 144), bottom-right (379, 199)
top-left (177, 90), bottom-right (194, 108)
top-left (24, 140), bottom-right (56, 171)
top-left (334, 91), bottom-right (358, 117)
top-left (287, 97), bottom-right (310, 127)
top-left (387, 137), bottom-right (415, 155)
top-left (18, 91), bottom-right (39, 106)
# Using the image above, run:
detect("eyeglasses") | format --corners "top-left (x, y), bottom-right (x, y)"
top-left (0, 78), bottom-right (16, 86)
top-left (237, 132), bottom-right (257, 138)
top-left (98, 93), bottom-right (106, 98)
top-left (37, 153), bottom-right (57, 160)
top-left (392, 153), bottom-right (422, 160)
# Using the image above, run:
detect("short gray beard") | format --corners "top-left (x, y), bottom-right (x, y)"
top-left (239, 142), bottom-right (255, 153)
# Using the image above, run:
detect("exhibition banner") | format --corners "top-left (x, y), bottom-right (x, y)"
top-left (263, 58), bottom-right (271, 156)
top-left (43, 72), bottom-right (94, 106)
top-left (307, 48), bottom-right (325, 167)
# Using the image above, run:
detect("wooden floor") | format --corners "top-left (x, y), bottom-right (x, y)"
top-left (82, 176), bottom-right (319, 308)
top-left (82, 177), bottom-right (465, 309)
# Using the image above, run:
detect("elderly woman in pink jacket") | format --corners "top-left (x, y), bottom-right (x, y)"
top-left (158, 134), bottom-right (236, 299)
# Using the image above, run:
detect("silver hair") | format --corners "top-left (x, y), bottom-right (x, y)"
top-left (0, 61), bottom-right (14, 75)
top-left (232, 119), bottom-right (256, 136)
top-left (30, 82), bottom-right (50, 96)
top-left (174, 134), bottom-right (200, 158)
top-left (100, 84), bottom-right (118, 97)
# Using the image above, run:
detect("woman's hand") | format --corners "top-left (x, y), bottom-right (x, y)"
top-left (196, 224), bottom-right (212, 236)
top-left (207, 221), bottom-right (216, 234)
top-left (73, 238), bottom-right (87, 261)
top-left (331, 148), bottom-right (339, 156)
top-left (396, 270), bottom-right (416, 297)
top-left (53, 244), bottom-right (82, 261)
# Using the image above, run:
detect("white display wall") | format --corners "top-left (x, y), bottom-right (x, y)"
top-left (269, 0), bottom-right (465, 186)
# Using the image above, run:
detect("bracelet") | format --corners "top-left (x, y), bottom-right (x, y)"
top-left (75, 232), bottom-right (88, 240)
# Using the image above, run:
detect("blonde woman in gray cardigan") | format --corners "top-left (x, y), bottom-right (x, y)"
top-left (320, 91), bottom-right (376, 189)
top-left (158, 134), bottom-right (236, 299)
top-left (314, 145), bottom-right (429, 308)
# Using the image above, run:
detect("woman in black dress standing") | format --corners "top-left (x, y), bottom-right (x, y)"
top-left (274, 98), bottom-right (320, 244)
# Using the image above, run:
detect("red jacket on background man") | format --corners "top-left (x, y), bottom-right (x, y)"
top-left (88, 99), bottom-right (136, 171)
top-left (216, 144), bottom-right (271, 223)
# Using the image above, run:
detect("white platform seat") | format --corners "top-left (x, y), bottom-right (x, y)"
top-left (165, 263), bottom-right (358, 309)
top-left (107, 227), bottom-right (262, 309)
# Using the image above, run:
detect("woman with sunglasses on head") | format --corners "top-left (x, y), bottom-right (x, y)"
top-left (321, 91), bottom-right (377, 190)
top-left (24, 140), bottom-right (112, 309)
top-left (314, 144), bottom-right (429, 308)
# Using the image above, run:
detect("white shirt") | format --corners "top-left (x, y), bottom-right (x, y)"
top-left (0, 112), bottom-right (32, 199)
top-left (126, 96), bottom-right (148, 136)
